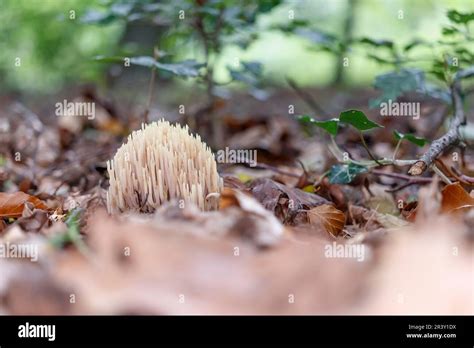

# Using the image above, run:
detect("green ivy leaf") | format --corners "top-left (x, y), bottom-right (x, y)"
top-left (393, 131), bottom-right (428, 147)
top-left (369, 68), bottom-right (425, 108)
top-left (447, 10), bottom-right (474, 24)
top-left (329, 163), bottom-right (368, 184)
top-left (442, 26), bottom-right (461, 36)
top-left (339, 110), bottom-right (383, 131)
top-left (297, 115), bottom-right (339, 136)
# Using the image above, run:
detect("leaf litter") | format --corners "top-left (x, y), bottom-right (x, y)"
top-left (0, 93), bottom-right (472, 315)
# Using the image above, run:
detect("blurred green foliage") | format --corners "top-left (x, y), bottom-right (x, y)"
top-left (0, 0), bottom-right (473, 94)
top-left (0, 0), bottom-right (122, 93)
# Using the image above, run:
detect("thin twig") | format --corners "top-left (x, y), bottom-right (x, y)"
top-left (451, 166), bottom-right (474, 184)
top-left (371, 169), bottom-right (432, 182)
top-left (409, 66), bottom-right (474, 175)
top-left (286, 77), bottom-right (331, 118)
top-left (250, 163), bottom-right (301, 178)
top-left (359, 132), bottom-right (382, 165)
top-left (329, 135), bottom-right (417, 168)
top-left (432, 164), bottom-right (452, 184)
top-left (434, 159), bottom-right (473, 185)
top-left (143, 47), bottom-right (159, 124)
top-left (371, 169), bottom-right (433, 192)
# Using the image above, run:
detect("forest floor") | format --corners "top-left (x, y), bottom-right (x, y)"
top-left (0, 86), bottom-right (472, 314)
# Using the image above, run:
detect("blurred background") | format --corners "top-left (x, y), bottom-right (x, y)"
top-left (1, 0), bottom-right (473, 100)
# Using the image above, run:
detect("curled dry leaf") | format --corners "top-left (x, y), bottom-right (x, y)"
top-left (249, 178), bottom-right (329, 223)
top-left (17, 210), bottom-right (49, 232)
top-left (0, 192), bottom-right (48, 219)
top-left (441, 182), bottom-right (474, 213)
top-left (307, 204), bottom-right (346, 237)
top-left (219, 187), bottom-right (284, 246)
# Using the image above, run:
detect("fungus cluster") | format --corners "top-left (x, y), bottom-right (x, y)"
top-left (107, 120), bottom-right (222, 213)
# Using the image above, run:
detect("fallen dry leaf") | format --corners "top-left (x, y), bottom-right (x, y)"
top-left (249, 178), bottom-right (329, 223)
top-left (0, 192), bottom-right (48, 218)
top-left (356, 217), bottom-right (473, 314)
top-left (45, 210), bottom-right (367, 315)
top-left (307, 204), bottom-right (346, 237)
top-left (349, 205), bottom-right (409, 231)
top-left (441, 182), bottom-right (474, 213)
top-left (17, 209), bottom-right (49, 232)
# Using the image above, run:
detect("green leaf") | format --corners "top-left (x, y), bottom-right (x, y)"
top-left (329, 163), bottom-right (368, 184)
top-left (273, 19), bottom-right (310, 33)
top-left (369, 68), bottom-right (425, 108)
top-left (241, 61), bottom-right (263, 75)
top-left (366, 54), bottom-right (395, 65)
top-left (393, 131), bottom-right (428, 147)
top-left (95, 56), bottom-right (204, 78)
top-left (442, 26), bottom-right (461, 36)
top-left (295, 28), bottom-right (338, 46)
top-left (132, 57), bottom-right (205, 77)
top-left (49, 208), bottom-right (82, 249)
top-left (228, 61), bottom-right (263, 85)
top-left (447, 10), bottom-right (474, 24)
top-left (297, 115), bottom-right (339, 136)
top-left (339, 110), bottom-right (383, 131)
top-left (404, 39), bottom-right (429, 52)
top-left (81, 3), bottom-right (135, 24)
top-left (359, 37), bottom-right (394, 49)
top-left (257, 0), bottom-right (283, 13)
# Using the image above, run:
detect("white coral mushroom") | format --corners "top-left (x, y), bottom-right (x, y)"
top-left (107, 120), bottom-right (223, 213)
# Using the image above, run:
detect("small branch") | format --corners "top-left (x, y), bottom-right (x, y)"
top-left (329, 135), bottom-right (417, 168)
top-left (252, 163), bottom-right (301, 178)
top-left (286, 78), bottom-right (331, 118)
top-left (371, 169), bottom-right (432, 182)
top-left (409, 66), bottom-right (474, 175)
top-left (143, 47), bottom-right (159, 124)
top-left (434, 159), bottom-right (473, 186)
top-left (451, 166), bottom-right (474, 184)
top-left (359, 132), bottom-right (382, 165)
top-left (371, 169), bottom-right (432, 192)
top-left (432, 164), bottom-right (452, 184)
top-left (194, 7), bottom-right (224, 148)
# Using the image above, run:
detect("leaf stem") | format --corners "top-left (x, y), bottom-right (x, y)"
top-left (329, 134), bottom-right (417, 168)
top-left (392, 138), bottom-right (402, 161)
top-left (359, 132), bottom-right (383, 165)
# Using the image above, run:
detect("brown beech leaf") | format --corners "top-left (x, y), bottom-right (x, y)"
top-left (441, 182), bottom-right (474, 213)
top-left (307, 204), bottom-right (346, 237)
top-left (0, 192), bottom-right (48, 218)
